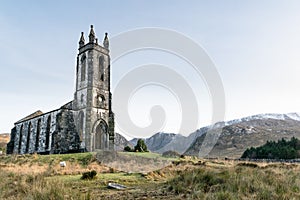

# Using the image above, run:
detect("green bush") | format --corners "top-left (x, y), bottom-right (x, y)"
top-left (134, 139), bottom-right (148, 152)
top-left (124, 146), bottom-right (133, 152)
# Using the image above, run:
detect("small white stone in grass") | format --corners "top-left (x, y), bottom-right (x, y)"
top-left (60, 161), bottom-right (66, 167)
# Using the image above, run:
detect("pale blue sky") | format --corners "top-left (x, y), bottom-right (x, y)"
top-left (1, 1), bottom-right (300, 137)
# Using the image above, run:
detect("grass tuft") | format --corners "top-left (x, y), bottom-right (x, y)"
top-left (167, 164), bottom-right (300, 199)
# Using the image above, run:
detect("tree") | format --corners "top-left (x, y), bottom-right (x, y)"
top-left (134, 139), bottom-right (148, 152)
top-left (124, 146), bottom-right (132, 152)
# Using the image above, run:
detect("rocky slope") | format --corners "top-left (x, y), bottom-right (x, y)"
top-left (185, 117), bottom-right (300, 158)
top-left (152, 127), bottom-right (211, 154)
top-left (130, 125), bottom-right (222, 154)
top-left (130, 132), bottom-right (176, 151)
top-left (130, 113), bottom-right (300, 157)
top-left (114, 133), bottom-right (133, 151)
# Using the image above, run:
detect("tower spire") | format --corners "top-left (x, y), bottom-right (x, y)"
top-left (103, 32), bottom-right (109, 49)
top-left (79, 32), bottom-right (85, 47)
top-left (89, 25), bottom-right (96, 43)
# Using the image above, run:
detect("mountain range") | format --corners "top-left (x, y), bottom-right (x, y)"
top-left (129, 113), bottom-right (300, 158)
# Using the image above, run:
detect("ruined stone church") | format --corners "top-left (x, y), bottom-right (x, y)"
top-left (7, 25), bottom-right (115, 154)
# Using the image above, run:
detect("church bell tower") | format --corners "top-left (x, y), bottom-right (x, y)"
top-left (73, 25), bottom-right (114, 152)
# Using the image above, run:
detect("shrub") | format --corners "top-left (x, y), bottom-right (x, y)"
top-left (124, 146), bottom-right (133, 152)
top-left (236, 162), bottom-right (258, 168)
top-left (162, 150), bottom-right (181, 158)
top-left (81, 170), bottom-right (97, 180)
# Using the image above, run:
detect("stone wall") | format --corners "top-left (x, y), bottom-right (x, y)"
top-left (6, 105), bottom-right (81, 154)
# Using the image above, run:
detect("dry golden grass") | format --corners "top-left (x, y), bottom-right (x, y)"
top-left (0, 133), bottom-right (9, 143)
top-left (0, 153), bottom-right (300, 199)
top-left (0, 155), bottom-right (111, 176)
top-left (165, 160), bottom-right (300, 199)
top-left (96, 151), bottom-right (174, 173)
top-left (0, 133), bottom-right (9, 152)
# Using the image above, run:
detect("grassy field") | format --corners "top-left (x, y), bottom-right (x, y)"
top-left (0, 152), bottom-right (299, 199)
top-left (119, 151), bottom-right (177, 160)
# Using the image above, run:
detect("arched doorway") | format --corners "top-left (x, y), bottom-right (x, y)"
top-left (95, 120), bottom-right (108, 150)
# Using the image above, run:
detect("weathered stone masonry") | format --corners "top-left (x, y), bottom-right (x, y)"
top-left (7, 102), bottom-right (80, 154)
top-left (7, 25), bottom-right (114, 154)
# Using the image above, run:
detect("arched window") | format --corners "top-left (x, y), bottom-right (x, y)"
top-left (35, 119), bottom-right (41, 151)
top-left (25, 122), bottom-right (31, 153)
top-left (96, 94), bottom-right (105, 108)
top-left (45, 116), bottom-right (51, 150)
top-left (81, 55), bottom-right (86, 81)
top-left (99, 56), bottom-right (104, 81)
top-left (18, 125), bottom-right (23, 154)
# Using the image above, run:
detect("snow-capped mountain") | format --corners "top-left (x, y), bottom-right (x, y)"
top-left (185, 113), bottom-right (300, 158)
top-left (130, 113), bottom-right (300, 156)
top-left (225, 113), bottom-right (300, 125)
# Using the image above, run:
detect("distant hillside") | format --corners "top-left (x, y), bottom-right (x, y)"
top-left (130, 113), bottom-right (300, 158)
top-left (130, 132), bottom-right (177, 152)
top-left (114, 133), bottom-right (132, 151)
top-left (185, 118), bottom-right (300, 158)
top-left (153, 127), bottom-right (210, 154)
top-left (130, 128), bottom-right (214, 154)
